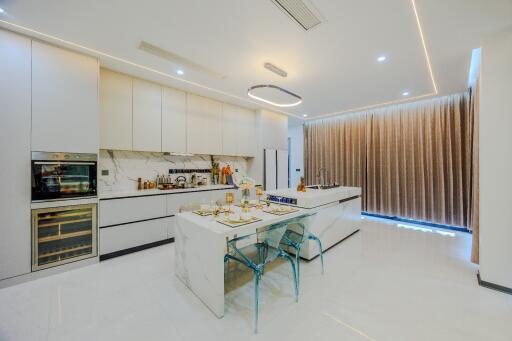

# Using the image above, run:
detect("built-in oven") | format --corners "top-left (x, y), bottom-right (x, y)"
top-left (31, 152), bottom-right (97, 202)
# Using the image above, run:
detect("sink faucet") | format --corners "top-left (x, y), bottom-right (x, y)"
top-left (316, 167), bottom-right (329, 186)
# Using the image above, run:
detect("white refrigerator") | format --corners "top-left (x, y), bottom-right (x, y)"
top-left (264, 149), bottom-right (289, 190)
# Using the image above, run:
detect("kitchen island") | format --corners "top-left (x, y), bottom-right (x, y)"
top-left (174, 186), bottom-right (362, 318)
top-left (266, 186), bottom-right (362, 259)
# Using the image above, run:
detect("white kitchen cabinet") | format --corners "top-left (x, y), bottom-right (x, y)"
top-left (99, 195), bottom-right (166, 227)
top-left (221, 103), bottom-right (238, 156)
top-left (32, 41), bottom-right (99, 153)
top-left (187, 94), bottom-right (223, 155)
top-left (100, 69), bottom-right (133, 150)
top-left (0, 29), bottom-right (32, 280)
top-left (237, 107), bottom-right (257, 157)
top-left (132, 79), bottom-right (162, 152)
top-left (162, 87), bottom-right (187, 153)
top-left (99, 219), bottom-right (168, 255)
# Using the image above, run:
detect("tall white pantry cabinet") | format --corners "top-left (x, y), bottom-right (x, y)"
top-left (0, 29), bottom-right (32, 280)
top-left (0, 28), bottom-right (100, 282)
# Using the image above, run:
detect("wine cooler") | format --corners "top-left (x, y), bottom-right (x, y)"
top-left (32, 203), bottom-right (97, 271)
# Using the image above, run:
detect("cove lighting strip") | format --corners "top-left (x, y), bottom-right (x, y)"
top-left (304, 0), bottom-right (438, 120)
top-left (0, 19), bottom-right (299, 119)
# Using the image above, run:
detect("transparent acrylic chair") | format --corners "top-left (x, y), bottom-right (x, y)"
top-left (280, 213), bottom-right (324, 290)
top-left (224, 221), bottom-right (298, 333)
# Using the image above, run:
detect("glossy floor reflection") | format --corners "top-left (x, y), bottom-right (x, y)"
top-left (1, 217), bottom-right (511, 341)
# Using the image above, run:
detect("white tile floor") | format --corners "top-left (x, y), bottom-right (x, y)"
top-left (1, 217), bottom-right (512, 341)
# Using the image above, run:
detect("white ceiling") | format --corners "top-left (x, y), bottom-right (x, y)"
top-left (1, 0), bottom-right (511, 119)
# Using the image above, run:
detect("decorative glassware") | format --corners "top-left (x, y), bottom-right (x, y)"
top-left (226, 192), bottom-right (234, 215)
top-left (255, 186), bottom-right (263, 210)
top-left (212, 205), bottom-right (220, 219)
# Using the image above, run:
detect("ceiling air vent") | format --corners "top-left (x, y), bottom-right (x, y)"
top-left (138, 41), bottom-right (226, 79)
top-left (270, 0), bottom-right (323, 31)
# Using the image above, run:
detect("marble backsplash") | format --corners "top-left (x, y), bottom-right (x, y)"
top-left (99, 150), bottom-right (248, 193)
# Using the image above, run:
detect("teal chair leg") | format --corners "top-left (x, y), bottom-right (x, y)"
top-left (295, 244), bottom-right (302, 290)
top-left (308, 234), bottom-right (324, 274)
top-left (280, 253), bottom-right (298, 302)
top-left (254, 271), bottom-right (261, 333)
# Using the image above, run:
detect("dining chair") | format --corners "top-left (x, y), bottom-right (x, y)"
top-left (280, 214), bottom-right (324, 291)
top-left (224, 221), bottom-right (298, 333)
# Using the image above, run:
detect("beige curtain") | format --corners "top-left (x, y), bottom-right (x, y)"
top-left (366, 94), bottom-right (472, 226)
top-left (304, 112), bottom-right (368, 210)
top-left (304, 92), bottom-right (478, 232)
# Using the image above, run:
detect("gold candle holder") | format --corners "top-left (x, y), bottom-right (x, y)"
top-left (225, 192), bottom-right (234, 215)
top-left (255, 186), bottom-right (263, 210)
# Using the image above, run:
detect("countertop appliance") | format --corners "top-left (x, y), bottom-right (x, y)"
top-left (31, 152), bottom-right (97, 202)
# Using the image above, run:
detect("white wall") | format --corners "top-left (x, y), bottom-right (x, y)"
top-left (479, 26), bottom-right (512, 289)
top-left (247, 109), bottom-right (288, 185)
top-left (288, 125), bottom-right (304, 188)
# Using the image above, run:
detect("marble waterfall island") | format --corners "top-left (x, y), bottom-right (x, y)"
top-left (174, 186), bottom-right (362, 318)
top-left (265, 186), bottom-right (362, 259)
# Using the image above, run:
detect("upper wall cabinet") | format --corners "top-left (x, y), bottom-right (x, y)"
top-left (237, 107), bottom-right (257, 157)
top-left (32, 41), bottom-right (99, 153)
top-left (222, 104), bottom-right (238, 156)
top-left (132, 79), bottom-right (162, 152)
top-left (187, 94), bottom-right (222, 155)
top-left (98, 69), bottom-right (258, 157)
top-left (162, 87), bottom-right (187, 153)
top-left (100, 69), bottom-right (133, 150)
top-left (222, 104), bottom-right (257, 157)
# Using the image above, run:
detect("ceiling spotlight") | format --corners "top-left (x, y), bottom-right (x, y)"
top-left (176, 69), bottom-right (184, 75)
top-left (377, 55), bottom-right (387, 62)
top-left (247, 85), bottom-right (302, 107)
top-left (402, 91), bottom-right (410, 96)
top-left (303, 114), bottom-right (308, 118)
top-left (0, 8), bottom-right (4, 13)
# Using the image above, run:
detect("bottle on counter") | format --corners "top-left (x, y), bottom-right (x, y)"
top-left (137, 177), bottom-right (142, 190)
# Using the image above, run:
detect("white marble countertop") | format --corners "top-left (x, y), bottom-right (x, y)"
top-left (99, 184), bottom-right (236, 200)
top-left (177, 205), bottom-right (308, 238)
top-left (266, 186), bottom-right (362, 208)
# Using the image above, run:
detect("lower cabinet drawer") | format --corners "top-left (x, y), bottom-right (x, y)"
top-left (99, 219), bottom-right (168, 255)
top-left (99, 195), bottom-right (166, 227)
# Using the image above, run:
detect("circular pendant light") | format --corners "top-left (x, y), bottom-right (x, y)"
top-left (247, 85), bottom-right (302, 107)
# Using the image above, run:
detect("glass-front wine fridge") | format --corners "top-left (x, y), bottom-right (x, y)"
top-left (32, 203), bottom-right (97, 271)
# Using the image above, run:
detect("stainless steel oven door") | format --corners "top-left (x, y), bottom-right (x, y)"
top-left (31, 152), bottom-right (97, 202)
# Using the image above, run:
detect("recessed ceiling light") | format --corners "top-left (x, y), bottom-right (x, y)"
top-left (377, 55), bottom-right (387, 62)
top-left (176, 69), bottom-right (184, 75)
top-left (303, 114), bottom-right (308, 118)
top-left (402, 91), bottom-right (410, 96)
top-left (0, 8), bottom-right (5, 13)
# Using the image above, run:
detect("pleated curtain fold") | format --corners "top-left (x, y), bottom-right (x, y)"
top-left (304, 92), bottom-right (480, 262)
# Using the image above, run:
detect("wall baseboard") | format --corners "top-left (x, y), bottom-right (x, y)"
top-left (100, 238), bottom-right (174, 261)
top-left (477, 271), bottom-right (512, 295)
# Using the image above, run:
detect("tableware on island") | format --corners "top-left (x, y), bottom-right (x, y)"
top-left (212, 205), bottom-right (220, 218)
top-left (225, 192), bottom-right (234, 215)
top-left (255, 186), bottom-right (264, 209)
